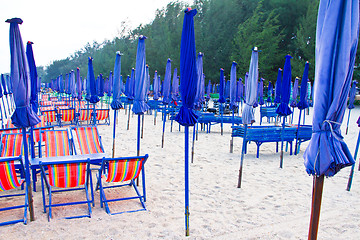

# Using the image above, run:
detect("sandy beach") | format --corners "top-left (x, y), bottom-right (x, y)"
top-left (1, 103), bottom-right (360, 240)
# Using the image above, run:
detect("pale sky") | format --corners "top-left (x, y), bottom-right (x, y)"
top-left (0, 0), bottom-right (192, 73)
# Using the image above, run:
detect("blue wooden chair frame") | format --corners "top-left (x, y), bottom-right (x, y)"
top-left (39, 159), bottom-right (94, 221)
top-left (96, 154), bottom-right (149, 215)
top-left (260, 106), bottom-right (278, 125)
top-left (0, 156), bottom-right (28, 226)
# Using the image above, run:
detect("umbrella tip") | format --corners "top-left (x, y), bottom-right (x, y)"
top-left (139, 35), bottom-right (147, 40)
top-left (185, 7), bottom-right (192, 12)
top-left (253, 46), bottom-right (258, 51)
top-left (27, 41), bottom-right (34, 45)
top-left (5, 18), bottom-right (23, 24)
top-left (116, 51), bottom-right (123, 56)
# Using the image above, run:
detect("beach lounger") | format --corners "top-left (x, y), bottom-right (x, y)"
top-left (71, 126), bottom-right (105, 156)
top-left (42, 109), bottom-right (59, 126)
top-left (0, 132), bottom-right (24, 157)
top-left (260, 106), bottom-right (278, 125)
top-left (58, 108), bottom-right (77, 126)
top-left (96, 154), bottom-right (149, 215)
top-left (95, 109), bottom-right (110, 125)
top-left (39, 158), bottom-right (94, 220)
top-left (78, 108), bottom-right (92, 124)
top-left (0, 156), bottom-right (28, 226)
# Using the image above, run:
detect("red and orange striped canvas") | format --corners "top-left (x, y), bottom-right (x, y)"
top-left (48, 162), bottom-right (86, 188)
top-left (79, 109), bottom-right (91, 121)
top-left (60, 109), bottom-right (75, 122)
top-left (1, 134), bottom-right (23, 157)
top-left (40, 100), bottom-right (52, 106)
top-left (44, 110), bottom-right (57, 123)
top-left (75, 127), bottom-right (103, 154)
top-left (0, 160), bottom-right (22, 191)
top-left (105, 158), bottom-right (144, 183)
top-left (44, 130), bottom-right (71, 157)
top-left (96, 109), bottom-right (109, 121)
top-left (41, 94), bottom-right (50, 101)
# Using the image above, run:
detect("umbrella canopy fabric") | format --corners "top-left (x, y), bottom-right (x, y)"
top-left (237, 78), bottom-right (243, 102)
top-left (230, 61), bottom-right (238, 109)
top-left (145, 65), bottom-right (150, 97)
top-left (194, 53), bottom-right (204, 109)
top-left (153, 71), bottom-right (160, 100)
top-left (7, 18), bottom-right (40, 127)
top-left (274, 68), bottom-right (282, 104)
top-left (242, 49), bottom-right (259, 124)
top-left (76, 68), bottom-right (82, 100)
top-left (218, 68), bottom-right (225, 104)
top-left (111, 52), bottom-right (123, 110)
top-left (125, 75), bottom-right (130, 98)
top-left (87, 57), bottom-right (100, 104)
top-left (304, 0), bottom-right (358, 177)
top-left (258, 77), bottom-right (265, 106)
top-left (348, 80), bottom-right (357, 109)
top-left (171, 68), bottom-right (179, 101)
top-left (128, 68), bottom-right (135, 100)
top-left (70, 70), bottom-right (77, 98)
top-left (206, 80), bottom-right (211, 101)
top-left (267, 81), bottom-right (273, 102)
top-left (25, 41), bottom-right (38, 114)
top-left (108, 71), bottom-right (113, 97)
top-left (290, 77), bottom-right (299, 108)
top-left (276, 55), bottom-right (293, 116)
top-left (175, 7), bottom-right (198, 126)
top-left (162, 58), bottom-right (172, 105)
top-left (5, 75), bottom-right (13, 94)
top-left (98, 74), bottom-right (104, 98)
top-left (0, 74), bottom-right (6, 96)
top-left (132, 36), bottom-right (150, 114)
top-left (225, 80), bottom-right (230, 99)
top-left (297, 62), bottom-right (310, 109)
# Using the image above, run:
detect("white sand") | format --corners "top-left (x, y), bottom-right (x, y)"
top-left (1, 103), bottom-right (360, 239)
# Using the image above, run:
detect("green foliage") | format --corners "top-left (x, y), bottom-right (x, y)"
top-left (41, 0), bottom-right (358, 89)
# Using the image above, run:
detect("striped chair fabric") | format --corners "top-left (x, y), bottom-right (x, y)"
top-left (40, 100), bottom-right (52, 106)
top-left (74, 126), bottom-right (103, 154)
top-left (43, 110), bottom-right (57, 123)
top-left (105, 157), bottom-right (145, 183)
top-left (41, 94), bottom-right (50, 101)
top-left (1, 133), bottom-right (23, 157)
top-left (0, 159), bottom-right (23, 191)
top-left (60, 109), bottom-right (75, 122)
top-left (79, 109), bottom-right (91, 121)
top-left (47, 162), bottom-right (87, 188)
top-left (96, 109), bottom-right (109, 121)
top-left (43, 130), bottom-right (71, 157)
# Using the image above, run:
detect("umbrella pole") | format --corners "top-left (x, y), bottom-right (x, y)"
top-left (22, 128), bottom-right (35, 221)
top-left (127, 104), bottom-right (131, 130)
top-left (93, 103), bottom-right (96, 125)
top-left (295, 109), bottom-right (303, 155)
top-left (191, 124), bottom-right (196, 163)
top-left (141, 114), bottom-right (144, 139)
top-left (184, 126), bottom-right (190, 236)
top-left (308, 174), bottom-right (324, 240)
top-left (161, 105), bottom-right (167, 148)
top-left (347, 129), bottom-right (360, 191)
top-left (230, 109), bottom-right (235, 153)
top-left (279, 116), bottom-right (286, 168)
top-left (136, 114), bottom-right (141, 186)
top-left (237, 124), bottom-right (247, 188)
top-left (112, 110), bottom-right (117, 158)
top-left (154, 105), bottom-right (157, 125)
top-left (345, 109), bottom-right (351, 135)
top-left (220, 103), bottom-right (223, 135)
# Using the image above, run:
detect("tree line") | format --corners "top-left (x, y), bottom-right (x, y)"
top-left (41, 0), bottom-right (360, 87)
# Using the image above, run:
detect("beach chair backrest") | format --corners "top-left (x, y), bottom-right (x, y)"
top-left (43, 110), bottom-right (57, 123)
top-left (60, 108), bottom-right (75, 122)
top-left (40, 100), bottom-right (52, 106)
top-left (74, 126), bottom-right (104, 154)
top-left (79, 109), bottom-right (91, 121)
top-left (96, 109), bottom-right (109, 121)
top-left (47, 162), bottom-right (87, 188)
top-left (105, 156), bottom-right (147, 183)
top-left (41, 94), bottom-right (50, 101)
top-left (0, 158), bottom-right (23, 191)
top-left (1, 133), bottom-right (24, 157)
top-left (43, 130), bottom-right (71, 157)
